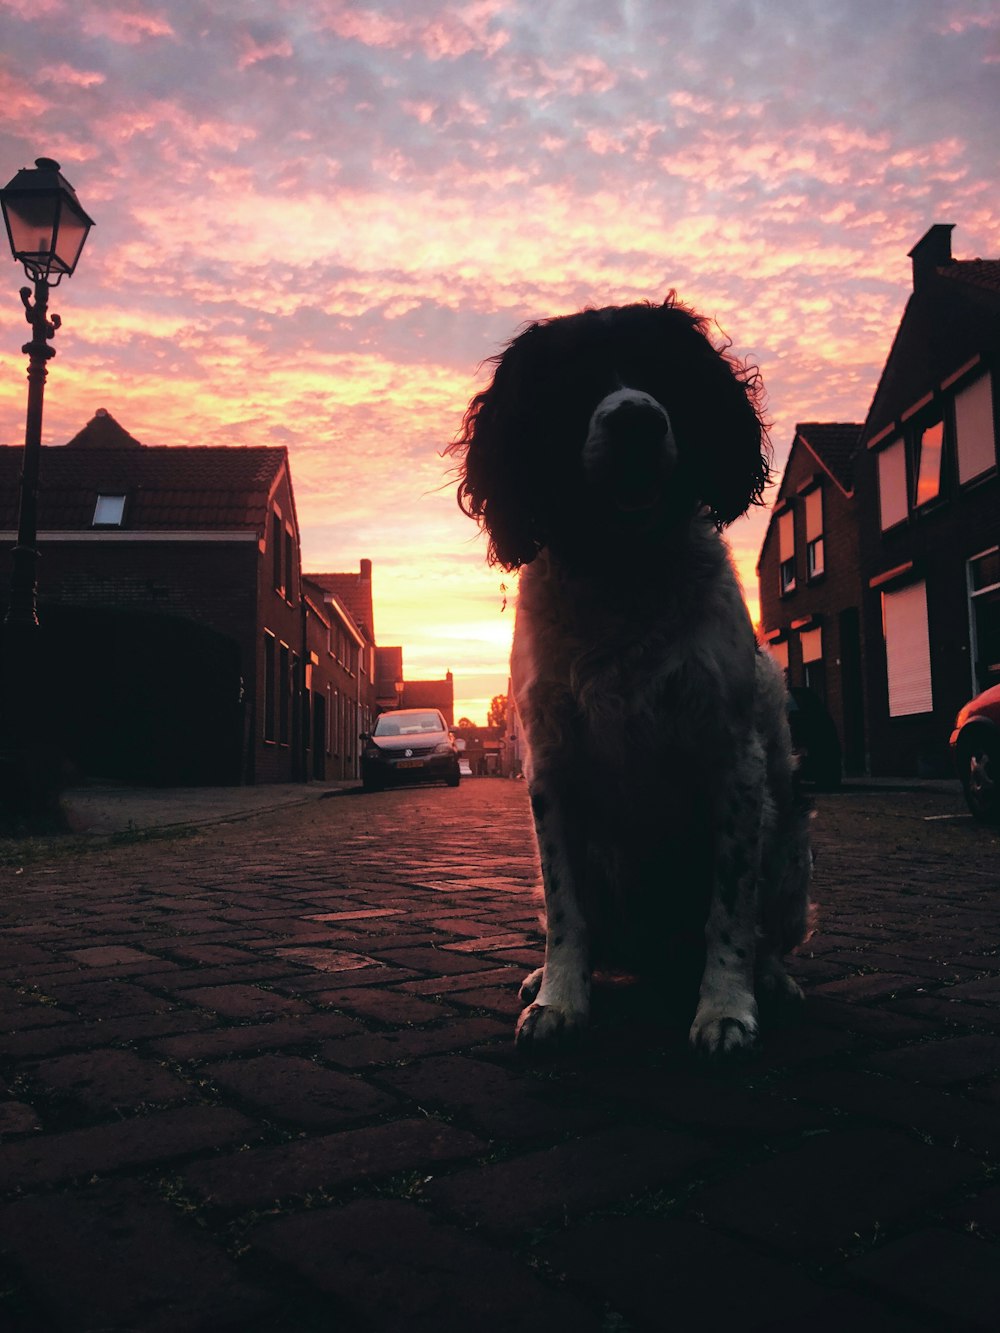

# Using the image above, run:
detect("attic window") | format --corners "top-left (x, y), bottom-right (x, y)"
top-left (93, 494), bottom-right (126, 526)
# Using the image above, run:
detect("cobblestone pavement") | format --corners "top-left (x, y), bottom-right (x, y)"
top-left (1, 779), bottom-right (999, 1331)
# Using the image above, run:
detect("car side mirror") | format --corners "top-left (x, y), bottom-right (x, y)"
top-left (360, 732), bottom-right (370, 742)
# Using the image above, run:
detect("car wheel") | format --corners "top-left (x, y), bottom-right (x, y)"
top-left (446, 769), bottom-right (460, 787)
top-left (961, 740), bottom-right (998, 823)
top-left (362, 774), bottom-right (383, 793)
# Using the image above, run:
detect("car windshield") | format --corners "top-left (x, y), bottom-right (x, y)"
top-left (373, 712), bottom-right (445, 737)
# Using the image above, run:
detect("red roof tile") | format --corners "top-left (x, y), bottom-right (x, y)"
top-left (0, 417), bottom-right (287, 532)
top-left (795, 423), bottom-right (863, 493)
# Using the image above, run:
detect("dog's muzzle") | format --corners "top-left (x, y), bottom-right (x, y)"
top-left (583, 389), bottom-right (677, 512)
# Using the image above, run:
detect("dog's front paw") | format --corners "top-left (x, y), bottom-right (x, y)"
top-left (515, 1001), bottom-right (586, 1054)
top-left (518, 967), bottom-right (544, 1004)
top-left (756, 956), bottom-right (805, 1006)
top-left (689, 1005), bottom-right (759, 1058)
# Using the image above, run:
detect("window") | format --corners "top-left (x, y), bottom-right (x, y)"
top-left (804, 487), bottom-right (824, 579)
top-left (968, 548), bottom-right (1000, 692)
top-left (882, 582), bottom-right (933, 716)
top-left (284, 529), bottom-right (295, 602)
top-left (778, 509), bottom-right (795, 594)
top-left (272, 512), bottom-right (283, 593)
top-left (93, 494), bottom-right (126, 526)
top-left (877, 438), bottom-right (908, 530)
top-left (279, 643), bottom-right (290, 744)
top-left (768, 640), bottom-right (789, 673)
top-left (263, 632), bottom-right (276, 742)
top-left (955, 372), bottom-right (996, 484)
top-left (800, 626), bottom-right (825, 700)
top-left (913, 419), bottom-right (944, 507)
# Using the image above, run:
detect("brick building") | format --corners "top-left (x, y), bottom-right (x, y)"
top-left (757, 423), bottom-right (865, 774)
top-left (0, 410), bottom-right (375, 785)
top-left (856, 226), bottom-right (1000, 775)
top-left (302, 569), bottom-right (378, 782)
top-left (758, 225), bottom-right (1000, 776)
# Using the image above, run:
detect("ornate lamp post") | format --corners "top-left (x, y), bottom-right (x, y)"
top-left (0, 157), bottom-right (94, 827)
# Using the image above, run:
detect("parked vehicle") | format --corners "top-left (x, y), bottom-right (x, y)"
top-left (787, 687), bottom-right (842, 789)
top-left (950, 683), bottom-right (1000, 823)
top-left (361, 709), bottom-right (461, 791)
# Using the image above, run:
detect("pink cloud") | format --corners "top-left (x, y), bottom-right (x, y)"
top-left (81, 7), bottom-right (175, 44)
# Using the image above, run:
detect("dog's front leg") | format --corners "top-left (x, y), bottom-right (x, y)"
top-left (516, 775), bottom-right (591, 1052)
top-left (689, 742), bottom-right (765, 1057)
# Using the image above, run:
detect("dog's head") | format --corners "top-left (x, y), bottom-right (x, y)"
top-left (449, 297), bottom-right (770, 569)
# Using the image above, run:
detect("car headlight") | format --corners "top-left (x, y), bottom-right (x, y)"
top-left (363, 746), bottom-right (382, 761)
top-left (434, 742), bottom-right (454, 755)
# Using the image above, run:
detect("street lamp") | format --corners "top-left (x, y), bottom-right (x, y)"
top-left (0, 157), bottom-right (93, 828)
top-left (1, 158), bottom-right (94, 626)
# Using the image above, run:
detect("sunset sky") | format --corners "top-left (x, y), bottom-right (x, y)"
top-left (1, 0), bottom-right (998, 722)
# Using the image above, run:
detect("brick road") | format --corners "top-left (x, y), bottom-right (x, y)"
top-left (1, 779), bottom-right (999, 1331)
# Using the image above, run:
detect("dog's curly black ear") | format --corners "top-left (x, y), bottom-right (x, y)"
top-left (657, 303), bottom-right (772, 526)
top-left (447, 325), bottom-right (546, 570)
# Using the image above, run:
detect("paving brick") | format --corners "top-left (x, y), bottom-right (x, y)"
top-left (844, 1228), bottom-right (1000, 1330)
top-left (866, 1033), bottom-right (1000, 1085)
top-left (784, 1068), bottom-right (1000, 1154)
top-left (148, 1011), bottom-right (362, 1061)
top-left (377, 1052), bottom-right (615, 1143)
top-left (171, 983), bottom-right (313, 1020)
top-left (182, 1117), bottom-right (486, 1209)
top-left (0, 1100), bottom-right (42, 1135)
top-left (426, 1126), bottom-right (712, 1235)
top-left (320, 1016), bottom-right (509, 1069)
top-left (690, 1128), bottom-right (986, 1261)
top-left (810, 973), bottom-right (922, 1002)
top-left (365, 945), bottom-right (504, 975)
top-left (537, 1215), bottom-right (828, 1330)
top-left (250, 1198), bottom-right (603, 1332)
top-left (310, 985), bottom-right (457, 1024)
top-left (29, 1048), bottom-right (191, 1114)
top-left (202, 1052), bottom-right (397, 1127)
top-left (0, 1181), bottom-right (276, 1332)
top-left (0, 1106), bottom-right (258, 1189)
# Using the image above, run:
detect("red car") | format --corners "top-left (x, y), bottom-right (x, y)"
top-left (950, 684), bottom-right (1000, 824)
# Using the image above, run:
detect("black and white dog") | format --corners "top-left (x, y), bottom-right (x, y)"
top-left (450, 297), bottom-right (812, 1057)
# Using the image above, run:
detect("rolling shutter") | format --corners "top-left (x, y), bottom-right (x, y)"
top-left (882, 581), bottom-right (933, 716)
top-left (955, 373), bottom-right (996, 484)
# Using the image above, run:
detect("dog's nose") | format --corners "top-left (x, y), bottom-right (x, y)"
top-left (584, 390), bottom-right (675, 509)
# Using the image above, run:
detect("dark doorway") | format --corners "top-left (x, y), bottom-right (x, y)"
top-left (312, 691), bottom-right (326, 780)
top-left (839, 606), bottom-right (866, 775)
top-left (11, 606), bottom-right (245, 785)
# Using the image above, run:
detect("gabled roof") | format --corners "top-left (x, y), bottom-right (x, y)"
top-left (0, 410), bottom-right (288, 532)
top-left (794, 423), bottom-right (863, 495)
top-left (862, 234), bottom-right (1000, 445)
top-left (307, 564), bottom-right (374, 642)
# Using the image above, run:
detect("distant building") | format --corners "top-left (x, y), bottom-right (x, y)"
top-left (303, 566), bottom-right (378, 780)
top-left (758, 225), bottom-right (1000, 776)
top-left (401, 672), bottom-right (455, 727)
top-left (757, 423), bottom-right (865, 774)
top-left (374, 647), bottom-right (455, 725)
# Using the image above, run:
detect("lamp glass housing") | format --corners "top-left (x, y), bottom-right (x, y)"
top-left (1, 158), bottom-right (94, 284)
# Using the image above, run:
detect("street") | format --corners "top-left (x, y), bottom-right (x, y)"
top-left (0, 778), bottom-right (999, 1331)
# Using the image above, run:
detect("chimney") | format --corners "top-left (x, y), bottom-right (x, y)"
top-left (360, 558), bottom-right (372, 581)
top-left (908, 224), bottom-right (955, 292)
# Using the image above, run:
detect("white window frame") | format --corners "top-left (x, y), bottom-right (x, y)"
top-left (967, 546), bottom-right (1000, 694)
top-left (93, 494), bottom-right (126, 526)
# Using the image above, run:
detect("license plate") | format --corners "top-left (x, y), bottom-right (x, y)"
top-left (395, 759), bottom-right (424, 769)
